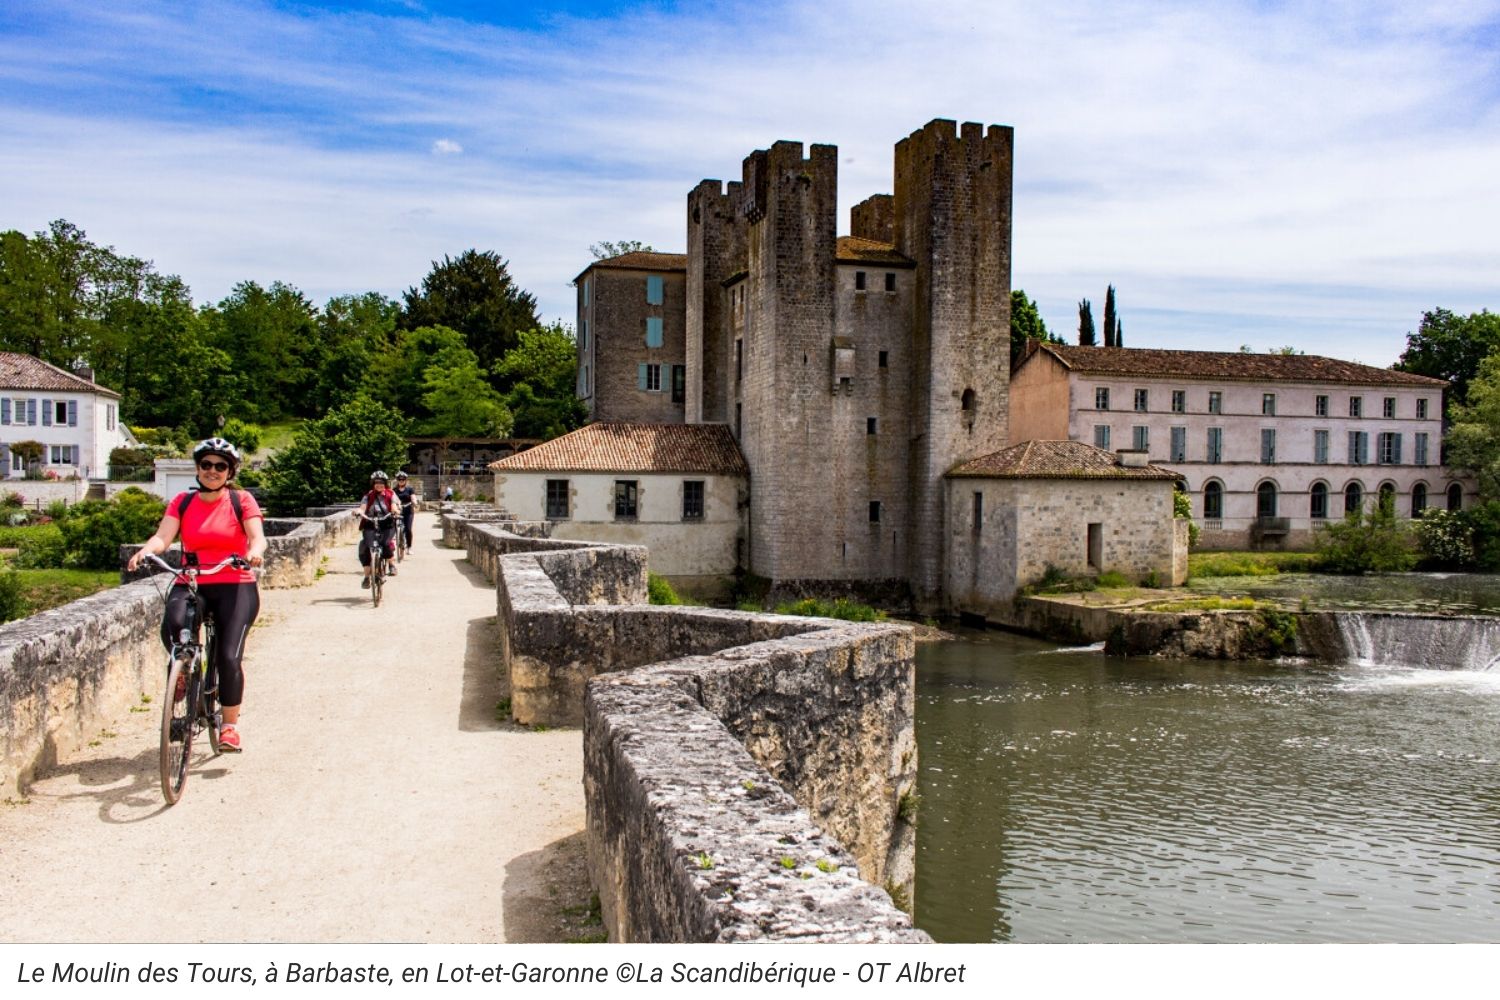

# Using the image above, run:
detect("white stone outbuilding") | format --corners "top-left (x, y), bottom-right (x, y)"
top-left (944, 440), bottom-right (1187, 619)
top-left (490, 422), bottom-right (748, 595)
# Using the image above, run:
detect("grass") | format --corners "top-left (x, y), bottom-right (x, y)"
top-left (1, 564), bottom-right (117, 619)
top-left (773, 597), bottom-right (886, 622)
top-left (253, 420), bottom-right (303, 458)
top-left (1146, 595), bottom-right (1260, 613)
top-left (1189, 550), bottom-right (1323, 578)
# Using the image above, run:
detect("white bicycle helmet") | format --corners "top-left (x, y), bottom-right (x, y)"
top-left (192, 437), bottom-right (242, 475)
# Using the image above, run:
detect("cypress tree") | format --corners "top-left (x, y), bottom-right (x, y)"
top-left (1078, 299), bottom-right (1096, 346)
top-left (1103, 285), bottom-right (1117, 347)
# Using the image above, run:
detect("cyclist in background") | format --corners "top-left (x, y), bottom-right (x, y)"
top-left (127, 437), bottom-right (265, 753)
top-left (356, 471), bottom-right (400, 588)
top-left (393, 471), bottom-right (416, 557)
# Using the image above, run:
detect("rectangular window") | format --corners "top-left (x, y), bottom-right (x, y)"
top-left (646, 275), bottom-right (664, 305)
top-left (1378, 432), bottom-right (1402, 465)
top-left (1171, 390), bottom-right (1185, 414)
top-left (1349, 396), bottom-right (1362, 418)
top-left (645, 316), bottom-right (663, 348)
top-left (545, 479), bottom-right (570, 519)
top-left (735, 339), bottom-right (743, 381)
top-left (579, 319), bottom-right (588, 350)
top-left (108, 403), bottom-right (115, 430)
top-left (868, 500), bottom-right (881, 523)
top-left (1262, 393), bottom-right (1276, 416)
top-left (1132, 425), bottom-right (1149, 451)
top-left (878, 350), bottom-right (888, 368)
top-left (1261, 428), bottom-right (1276, 463)
top-left (1417, 398), bottom-right (1429, 419)
top-left (65, 400), bottom-right (77, 426)
top-left (11, 453), bottom-right (21, 472)
top-left (1314, 429), bottom-right (1329, 464)
top-left (41, 399), bottom-right (52, 427)
top-left (671, 365), bottom-right (685, 404)
top-left (1315, 395), bottom-right (1329, 417)
top-left (1095, 387), bottom-right (1110, 410)
top-left (884, 272), bottom-right (896, 292)
top-left (614, 480), bottom-right (638, 519)
top-left (0, 399), bottom-right (8, 425)
top-left (1349, 430), bottom-right (1368, 465)
top-left (1415, 433), bottom-right (1429, 466)
top-left (1208, 391), bottom-right (1222, 414)
top-left (637, 363), bottom-right (662, 391)
top-left (50, 445), bottom-right (61, 464)
top-left (867, 417), bottom-right (877, 435)
top-left (1134, 389), bottom-right (1149, 412)
top-left (1094, 425), bottom-right (1111, 449)
top-left (1170, 426), bottom-right (1186, 462)
top-left (1207, 427), bottom-right (1223, 463)
top-left (972, 491), bottom-right (983, 532)
top-left (855, 271), bottom-right (866, 291)
top-left (682, 480), bottom-right (704, 521)
top-left (1383, 397), bottom-right (1396, 419)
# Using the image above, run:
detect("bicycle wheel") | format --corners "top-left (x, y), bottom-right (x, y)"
top-left (160, 654), bottom-right (197, 804)
top-left (371, 556), bottom-right (383, 607)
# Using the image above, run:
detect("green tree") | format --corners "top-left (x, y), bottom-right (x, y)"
top-left (1102, 285), bottom-right (1117, 347)
top-left (261, 395), bottom-right (410, 515)
top-left (421, 355), bottom-right (513, 438)
top-left (200, 280), bottom-right (319, 423)
top-left (1394, 308), bottom-right (1500, 412)
top-left (1445, 349), bottom-right (1500, 498)
top-left (1010, 289), bottom-right (1063, 364)
top-left (400, 250), bottom-right (540, 375)
top-left (312, 293), bottom-right (399, 411)
top-left (363, 324), bottom-right (469, 419)
top-left (55, 488), bottom-right (165, 570)
top-left (494, 323), bottom-right (587, 438)
top-left (1077, 299), bottom-right (1096, 346)
top-left (589, 240), bottom-right (654, 259)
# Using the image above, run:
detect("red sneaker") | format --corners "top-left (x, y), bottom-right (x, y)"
top-left (219, 724), bottom-right (242, 753)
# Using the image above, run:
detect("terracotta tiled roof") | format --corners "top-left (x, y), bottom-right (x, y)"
top-left (0, 353), bottom-right (121, 397)
top-left (949, 440), bottom-right (1181, 480)
top-left (1023, 343), bottom-right (1448, 388)
top-left (835, 236), bottom-right (913, 266)
top-left (490, 422), bottom-right (748, 475)
top-left (576, 251), bottom-right (688, 282)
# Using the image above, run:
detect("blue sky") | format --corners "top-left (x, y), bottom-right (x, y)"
top-left (3, 0), bottom-right (1498, 366)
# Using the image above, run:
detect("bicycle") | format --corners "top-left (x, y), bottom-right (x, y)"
top-left (363, 510), bottom-right (397, 607)
top-left (141, 551), bottom-right (249, 805)
top-left (396, 508), bottom-right (409, 563)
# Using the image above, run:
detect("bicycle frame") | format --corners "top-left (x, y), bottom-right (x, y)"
top-left (363, 510), bottom-right (396, 607)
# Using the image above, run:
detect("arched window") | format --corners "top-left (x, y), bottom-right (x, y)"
top-left (1256, 481), bottom-right (1278, 519)
top-left (960, 388), bottom-right (977, 430)
top-left (1448, 483), bottom-right (1464, 511)
top-left (1410, 483), bottom-right (1427, 518)
top-left (1378, 482), bottom-right (1397, 514)
top-left (1310, 482), bottom-right (1329, 520)
top-left (1345, 482), bottom-right (1363, 515)
top-left (1203, 481), bottom-right (1223, 520)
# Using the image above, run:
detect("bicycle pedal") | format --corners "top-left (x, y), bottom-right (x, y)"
top-left (169, 720), bottom-right (186, 743)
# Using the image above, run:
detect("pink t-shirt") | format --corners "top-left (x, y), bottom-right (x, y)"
top-left (168, 490), bottom-right (262, 584)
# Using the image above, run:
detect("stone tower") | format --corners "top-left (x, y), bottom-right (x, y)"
top-left (893, 120), bottom-right (1014, 607)
top-left (685, 179), bottom-right (745, 425)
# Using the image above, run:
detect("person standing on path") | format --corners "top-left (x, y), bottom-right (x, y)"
top-left (127, 436), bottom-right (266, 753)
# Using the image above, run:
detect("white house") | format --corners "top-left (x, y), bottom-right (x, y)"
top-left (490, 422), bottom-right (748, 595)
top-left (0, 353), bottom-right (134, 482)
top-left (1010, 343), bottom-right (1466, 549)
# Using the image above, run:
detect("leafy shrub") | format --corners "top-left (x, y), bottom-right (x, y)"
top-left (1189, 551), bottom-right (1322, 578)
top-left (220, 418), bottom-right (262, 455)
top-left (1414, 508), bottom-right (1476, 569)
top-left (13, 524), bottom-right (66, 569)
top-left (1096, 570), bottom-right (1131, 588)
top-left (55, 489), bottom-right (165, 570)
top-left (44, 500), bottom-right (70, 521)
top-left (235, 467), bottom-right (263, 488)
top-left (0, 570), bottom-right (25, 623)
top-left (647, 572), bottom-right (683, 606)
top-left (1251, 608), bottom-right (1299, 655)
top-left (1315, 496), bottom-right (1417, 574)
top-left (773, 597), bottom-right (886, 622)
top-left (130, 426), bottom-right (191, 452)
top-left (262, 395), bottom-right (409, 515)
top-left (1, 491), bottom-right (23, 511)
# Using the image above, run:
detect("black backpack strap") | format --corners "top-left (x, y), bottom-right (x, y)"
top-left (176, 491), bottom-right (194, 519)
top-left (174, 489), bottom-right (246, 529)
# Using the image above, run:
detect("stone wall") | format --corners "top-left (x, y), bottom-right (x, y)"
top-left (446, 508), bottom-right (925, 942)
top-left (2, 509), bottom-right (356, 795)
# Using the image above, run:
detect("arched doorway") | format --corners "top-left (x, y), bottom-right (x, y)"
top-left (1344, 482), bottom-right (1363, 515)
top-left (1411, 483), bottom-right (1428, 518)
top-left (1310, 481), bottom-right (1329, 520)
top-left (1448, 483), bottom-right (1464, 511)
top-left (1256, 481), bottom-right (1278, 519)
top-left (1203, 481), bottom-right (1223, 520)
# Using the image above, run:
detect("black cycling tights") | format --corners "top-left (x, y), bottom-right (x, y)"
top-left (162, 582), bottom-right (261, 708)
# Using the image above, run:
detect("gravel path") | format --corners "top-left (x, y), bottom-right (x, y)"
top-left (0, 512), bottom-right (592, 943)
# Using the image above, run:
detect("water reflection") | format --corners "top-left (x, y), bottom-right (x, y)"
top-left (914, 629), bottom-right (1500, 943)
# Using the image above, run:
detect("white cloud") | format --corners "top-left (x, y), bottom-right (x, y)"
top-left (4, 0), bottom-right (1499, 363)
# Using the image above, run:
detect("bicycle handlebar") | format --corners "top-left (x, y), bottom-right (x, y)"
top-left (140, 552), bottom-right (250, 579)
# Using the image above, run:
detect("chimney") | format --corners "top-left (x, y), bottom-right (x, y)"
top-left (75, 365), bottom-right (95, 382)
top-left (1116, 449), bottom-right (1148, 468)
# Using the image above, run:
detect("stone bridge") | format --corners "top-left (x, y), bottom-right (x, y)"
top-left (0, 507), bottom-right (925, 942)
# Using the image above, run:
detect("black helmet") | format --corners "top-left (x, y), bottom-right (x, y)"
top-left (370, 470), bottom-right (389, 483)
top-left (193, 437), bottom-right (242, 475)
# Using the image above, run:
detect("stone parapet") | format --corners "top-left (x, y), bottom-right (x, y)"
top-left (443, 508), bottom-right (924, 942)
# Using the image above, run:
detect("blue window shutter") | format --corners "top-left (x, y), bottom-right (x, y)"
top-left (67, 400), bottom-right (77, 426)
top-left (27, 399), bottom-right (36, 425)
top-left (1, 399), bottom-right (9, 425)
top-left (638, 364), bottom-right (649, 390)
top-left (646, 275), bottom-right (663, 305)
top-left (646, 317), bottom-right (663, 348)
top-left (41, 400), bottom-right (52, 427)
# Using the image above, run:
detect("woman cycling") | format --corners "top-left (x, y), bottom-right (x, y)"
top-left (393, 471), bottom-right (416, 557)
top-left (356, 470), bottom-right (400, 588)
top-left (127, 437), bottom-right (266, 753)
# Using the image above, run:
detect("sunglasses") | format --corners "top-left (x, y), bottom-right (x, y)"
top-left (198, 459), bottom-right (230, 472)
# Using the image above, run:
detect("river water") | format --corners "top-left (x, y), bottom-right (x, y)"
top-left (913, 629), bottom-right (1500, 942)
